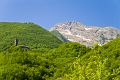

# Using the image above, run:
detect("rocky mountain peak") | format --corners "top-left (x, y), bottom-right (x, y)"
top-left (50, 22), bottom-right (120, 47)
top-left (51, 22), bottom-right (85, 31)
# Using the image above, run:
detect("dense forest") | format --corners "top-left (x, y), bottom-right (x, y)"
top-left (0, 22), bottom-right (120, 80)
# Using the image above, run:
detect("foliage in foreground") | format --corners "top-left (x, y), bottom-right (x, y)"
top-left (0, 42), bottom-right (90, 80)
top-left (0, 51), bottom-right (54, 80)
top-left (65, 38), bottom-right (120, 80)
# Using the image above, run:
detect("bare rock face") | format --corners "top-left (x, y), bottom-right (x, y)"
top-left (50, 22), bottom-right (120, 47)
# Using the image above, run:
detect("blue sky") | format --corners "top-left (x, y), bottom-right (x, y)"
top-left (0, 0), bottom-right (120, 29)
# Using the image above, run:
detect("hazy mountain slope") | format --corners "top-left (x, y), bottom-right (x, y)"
top-left (51, 30), bottom-right (69, 42)
top-left (50, 22), bottom-right (120, 47)
top-left (0, 22), bottom-right (62, 51)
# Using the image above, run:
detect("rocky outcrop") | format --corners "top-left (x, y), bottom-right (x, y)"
top-left (50, 22), bottom-right (120, 47)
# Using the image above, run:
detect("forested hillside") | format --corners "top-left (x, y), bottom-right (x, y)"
top-left (0, 22), bottom-right (120, 80)
top-left (0, 22), bottom-right (62, 51)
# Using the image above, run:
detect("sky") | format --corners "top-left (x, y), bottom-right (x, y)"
top-left (0, 0), bottom-right (120, 29)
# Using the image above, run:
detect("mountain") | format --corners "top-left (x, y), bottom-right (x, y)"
top-left (0, 22), bottom-right (62, 51)
top-left (50, 22), bottom-right (120, 47)
top-left (1, 22), bottom-right (120, 80)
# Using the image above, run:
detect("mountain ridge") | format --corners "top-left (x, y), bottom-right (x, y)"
top-left (50, 22), bottom-right (120, 47)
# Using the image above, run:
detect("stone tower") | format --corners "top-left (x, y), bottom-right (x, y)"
top-left (15, 38), bottom-right (19, 46)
